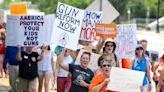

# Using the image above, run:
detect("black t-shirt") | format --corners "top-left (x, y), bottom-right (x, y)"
top-left (19, 51), bottom-right (39, 80)
top-left (69, 64), bottom-right (94, 92)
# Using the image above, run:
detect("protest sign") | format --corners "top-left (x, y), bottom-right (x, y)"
top-left (6, 15), bottom-right (45, 46)
top-left (76, 49), bottom-right (101, 70)
top-left (0, 9), bottom-right (4, 23)
top-left (107, 67), bottom-right (145, 92)
top-left (115, 24), bottom-right (137, 58)
top-left (150, 50), bottom-right (159, 62)
top-left (44, 14), bottom-right (55, 45)
top-left (51, 2), bottom-right (84, 50)
top-left (95, 23), bottom-right (116, 39)
top-left (10, 3), bottom-right (27, 14)
top-left (80, 11), bottom-right (102, 41)
top-left (6, 15), bottom-right (19, 46)
top-left (86, 0), bottom-right (119, 23)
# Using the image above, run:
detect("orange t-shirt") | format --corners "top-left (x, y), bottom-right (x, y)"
top-left (89, 74), bottom-right (115, 92)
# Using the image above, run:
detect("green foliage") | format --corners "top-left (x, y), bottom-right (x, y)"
top-left (1, 0), bottom-right (164, 18)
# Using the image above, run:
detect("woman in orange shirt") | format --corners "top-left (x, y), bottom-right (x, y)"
top-left (89, 55), bottom-right (115, 92)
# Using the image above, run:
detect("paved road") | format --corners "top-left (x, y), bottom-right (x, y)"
top-left (0, 77), bottom-right (57, 92)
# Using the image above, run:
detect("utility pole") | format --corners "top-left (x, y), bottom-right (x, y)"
top-left (156, 0), bottom-right (160, 33)
top-left (99, 0), bottom-right (102, 11)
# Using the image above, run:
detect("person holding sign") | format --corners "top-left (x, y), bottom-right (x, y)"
top-left (130, 44), bottom-right (152, 92)
top-left (89, 55), bottom-right (115, 92)
top-left (57, 48), bottom-right (94, 92)
top-left (17, 45), bottom-right (45, 92)
top-left (96, 39), bottom-right (120, 67)
top-left (55, 46), bottom-right (73, 92)
top-left (152, 54), bottom-right (164, 92)
top-left (37, 45), bottom-right (54, 92)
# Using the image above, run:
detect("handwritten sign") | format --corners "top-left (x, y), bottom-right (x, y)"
top-left (107, 67), bottom-right (145, 92)
top-left (80, 11), bottom-right (103, 41)
top-left (0, 9), bottom-right (4, 23)
top-left (10, 3), bottom-right (27, 14)
top-left (51, 2), bottom-right (84, 50)
top-left (76, 49), bottom-right (101, 70)
top-left (6, 15), bottom-right (45, 46)
top-left (115, 24), bottom-right (137, 58)
top-left (95, 23), bottom-right (116, 38)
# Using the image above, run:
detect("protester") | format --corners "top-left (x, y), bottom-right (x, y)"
top-left (101, 40), bottom-right (120, 67)
top-left (55, 46), bottom-right (73, 92)
top-left (130, 44), bottom-right (152, 92)
top-left (3, 46), bottom-right (23, 92)
top-left (140, 39), bottom-right (150, 58)
top-left (89, 55), bottom-right (114, 92)
top-left (152, 54), bottom-right (164, 92)
top-left (38, 45), bottom-right (54, 92)
top-left (0, 23), bottom-right (6, 78)
top-left (57, 48), bottom-right (94, 92)
top-left (17, 45), bottom-right (45, 92)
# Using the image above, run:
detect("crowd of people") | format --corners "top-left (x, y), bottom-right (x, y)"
top-left (0, 21), bottom-right (164, 92)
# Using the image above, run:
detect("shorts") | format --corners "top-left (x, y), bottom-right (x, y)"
top-left (19, 77), bottom-right (37, 91)
top-left (38, 70), bottom-right (52, 75)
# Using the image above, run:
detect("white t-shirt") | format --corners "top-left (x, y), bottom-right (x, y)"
top-left (38, 49), bottom-right (54, 71)
top-left (57, 55), bottom-right (73, 77)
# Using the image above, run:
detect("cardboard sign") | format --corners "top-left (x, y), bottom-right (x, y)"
top-left (6, 15), bottom-right (46, 46)
top-left (51, 2), bottom-right (85, 50)
top-left (76, 49), bottom-right (101, 70)
top-left (0, 9), bottom-right (4, 23)
top-left (10, 3), bottom-right (27, 14)
top-left (95, 23), bottom-right (116, 38)
top-left (107, 67), bottom-right (145, 92)
top-left (115, 24), bottom-right (137, 58)
top-left (80, 11), bottom-right (103, 41)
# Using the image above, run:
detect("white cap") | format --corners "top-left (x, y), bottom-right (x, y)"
top-left (136, 44), bottom-right (143, 49)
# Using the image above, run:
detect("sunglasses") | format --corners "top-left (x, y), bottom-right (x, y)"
top-left (102, 64), bottom-right (111, 67)
top-left (136, 47), bottom-right (143, 50)
top-left (106, 44), bottom-right (113, 47)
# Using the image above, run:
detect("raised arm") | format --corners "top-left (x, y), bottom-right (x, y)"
top-left (37, 45), bottom-right (46, 61)
top-left (17, 45), bottom-right (22, 61)
top-left (57, 48), bottom-right (69, 71)
top-left (95, 36), bottom-right (107, 54)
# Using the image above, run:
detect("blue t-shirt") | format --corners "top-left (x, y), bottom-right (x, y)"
top-left (69, 64), bottom-right (94, 92)
top-left (132, 56), bottom-right (148, 86)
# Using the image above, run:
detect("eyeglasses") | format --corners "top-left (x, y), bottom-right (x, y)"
top-left (106, 44), bottom-right (113, 47)
top-left (102, 64), bottom-right (111, 67)
top-left (136, 47), bottom-right (143, 50)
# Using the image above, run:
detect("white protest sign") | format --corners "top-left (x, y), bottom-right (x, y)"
top-left (6, 15), bottom-right (45, 46)
top-left (0, 9), bottom-right (4, 23)
top-left (76, 49), bottom-right (101, 70)
top-left (6, 15), bottom-right (19, 46)
top-left (51, 2), bottom-right (85, 50)
top-left (44, 14), bottom-right (55, 45)
top-left (80, 11), bottom-right (102, 41)
top-left (107, 67), bottom-right (145, 92)
top-left (115, 24), bottom-right (137, 58)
